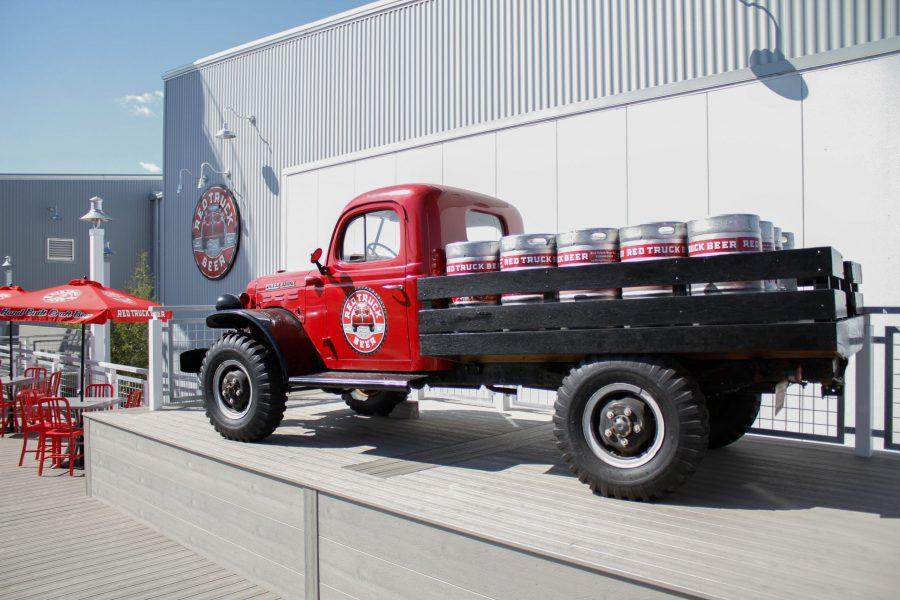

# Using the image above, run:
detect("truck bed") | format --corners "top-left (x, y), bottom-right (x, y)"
top-left (417, 247), bottom-right (863, 361)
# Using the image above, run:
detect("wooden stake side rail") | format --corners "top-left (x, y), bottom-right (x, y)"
top-left (420, 318), bottom-right (864, 359)
top-left (416, 247), bottom-right (864, 360)
top-left (419, 290), bottom-right (847, 334)
top-left (417, 246), bottom-right (846, 300)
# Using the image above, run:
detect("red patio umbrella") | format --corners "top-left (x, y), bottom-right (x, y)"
top-left (0, 286), bottom-right (27, 377)
top-left (0, 279), bottom-right (161, 400)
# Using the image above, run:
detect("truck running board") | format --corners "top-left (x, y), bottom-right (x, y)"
top-left (289, 371), bottom-right (425, 392)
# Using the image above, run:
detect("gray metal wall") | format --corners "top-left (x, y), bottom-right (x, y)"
top-left (0, 175), bottom-right (161, 292)
top-left (161, 0), bottom-right (900, 305)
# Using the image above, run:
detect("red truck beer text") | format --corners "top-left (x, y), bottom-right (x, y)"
top-left (500, 253), bottom-right (557, 269)
top-left (620, 243), bottom-right (687, 260)
top-left (688, 236), bottom-right (762, 256)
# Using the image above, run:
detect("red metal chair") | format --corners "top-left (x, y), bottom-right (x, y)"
top-left (85, 383), bottom-right (114, 398)
top-left (0, 384), bottom-right (15, 437)
top-left (124, 389), bottom-right (143, 409)
top-left (36, 397), bottom-right (83, 477)
top-left (25, 366), bottom-right (47, 391)
top-left (40, 371), bottom-right (62, 397)
top-left (16, 389), bottom-right (48, 466)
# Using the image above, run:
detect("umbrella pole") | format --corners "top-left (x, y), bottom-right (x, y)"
top-left (8, 325), bottom-right (12, 378)
top-left (80, 324), bottom-right (86, 402)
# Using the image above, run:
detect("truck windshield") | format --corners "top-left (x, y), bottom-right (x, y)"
top-left (341, 209), bottom-right (401, 262)
top-left (466, 210), bottom-right (504, 241)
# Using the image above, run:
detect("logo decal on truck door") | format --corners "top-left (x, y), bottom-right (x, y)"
top-left (341, 287), bottom-right (387, 354)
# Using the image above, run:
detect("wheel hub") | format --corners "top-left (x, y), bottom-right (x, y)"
top-left (598, 398), bottom-right (651, 455)
top-left (213, 359), bottom-right (253, 419)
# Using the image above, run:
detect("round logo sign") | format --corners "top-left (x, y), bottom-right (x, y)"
top-left (341, 288), bottom-right (387, 354)
top-left (191, 185), bottom-right (240, 280)
top-left (43, 289), bottom-right (81, 303)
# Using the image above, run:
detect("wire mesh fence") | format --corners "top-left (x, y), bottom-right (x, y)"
top-left (752, 384), bottom-right (843, 443)
top-left (886, 327), bottom-right (900, 451)
top-left (160, 308), bottom-right (218, 406)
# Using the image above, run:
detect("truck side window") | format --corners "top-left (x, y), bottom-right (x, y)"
top-left (340, 209), bottom-right (401, 263)
top-left (466, 210), bottom-right (504, 241)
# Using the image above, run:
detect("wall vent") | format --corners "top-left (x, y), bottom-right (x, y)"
top-left (46, 238), bottom-right (75, 262)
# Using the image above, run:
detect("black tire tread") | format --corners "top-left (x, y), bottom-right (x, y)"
top-left (707, 392), bottom-right (762, 449)
top-left (553, 355), bottom-right (708, 501)
top-left (200, 331), bottom-right (287, 442)
top-left (342, 390), bottom-right (406, 416)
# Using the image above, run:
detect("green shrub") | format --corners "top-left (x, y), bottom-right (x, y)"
top-left (111, 252), bottom-right (154, 369)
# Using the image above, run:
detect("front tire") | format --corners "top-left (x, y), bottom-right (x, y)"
top-left (342, 390), bottom-right (406, 416)
top-left (706, 392), bottom-right (761, 449)
top-left (554, 356), bottom-right (708, 501)
top-left (200, 332), bottom-right (287, 441)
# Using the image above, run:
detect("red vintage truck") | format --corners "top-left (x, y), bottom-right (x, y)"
top-left (183, 184), bottom-right (863, 500)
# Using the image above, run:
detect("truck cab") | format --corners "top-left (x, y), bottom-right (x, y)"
top-left (249, 184), bottom-right (523, 373)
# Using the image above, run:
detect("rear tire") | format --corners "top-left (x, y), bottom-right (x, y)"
top-left (706, 392), bottom-right (761, 449)
top-left (200, 332), bottom-right (287, 441)
top-left (554, 356), bottom-right (708, 501)
top-left (343, 390), bottom-right (406, 416)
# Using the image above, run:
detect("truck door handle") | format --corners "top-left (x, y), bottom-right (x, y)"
top-left (382, 284), bottom-right (404, 290)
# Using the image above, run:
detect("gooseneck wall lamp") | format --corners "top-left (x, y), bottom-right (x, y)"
top-left (215, 107), bottom-right (257, 141)
top-left (176, 164), bottom-right (232, 194)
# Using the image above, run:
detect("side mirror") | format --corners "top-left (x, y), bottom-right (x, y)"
top-left (310, 248), bottom-right (328, 275)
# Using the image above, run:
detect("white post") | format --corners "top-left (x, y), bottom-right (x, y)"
top-left (854, 314), bottom-right (874, 457)
top-left (3, 257), bottom-right (14, 377)
top-left (89, 228), bottom-right (110, 364)
top-left (147, 314), bottom-right (163, 410)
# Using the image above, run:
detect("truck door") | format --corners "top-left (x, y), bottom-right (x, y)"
top-left (321, 204), bottom-right (412, 370)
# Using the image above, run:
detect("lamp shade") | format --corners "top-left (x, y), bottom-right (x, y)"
top-left (80, 196), bottom-right (112, 227)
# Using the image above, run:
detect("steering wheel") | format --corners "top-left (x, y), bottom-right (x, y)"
top-left (366, 242), bottom-right (397, 259)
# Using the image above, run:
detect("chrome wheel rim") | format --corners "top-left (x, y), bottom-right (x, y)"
top-left (582, 383), bottom-right (665, 469)
top-left (213, 360), bottom-right (253, 420)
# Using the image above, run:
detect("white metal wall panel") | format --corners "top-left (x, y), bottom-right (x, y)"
top-left (802, 52), bottom-right (900, 306)
top-left (496, 122), bottom-right (558, 232)
top-left (707, 74), bottom-right (804, 238)
top-left (281, 172), bottom-right (319, 271)
top-left (556, 108), bottom-right (628, 232)
top-left (163, 0), bottom-right (899, 304)
top-left (441, 133), bottom-right (497, 196)
top-left (626, 93), bottom-right (709, 224)
top-left (354, 155), bottom-right (398, 195)
top-left (316, 164), bottom-right (356, 249)
top-left (395, 145), bottom-right (443, 184)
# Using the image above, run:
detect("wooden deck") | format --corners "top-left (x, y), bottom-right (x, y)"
top-left (0, 434), bottom-right (278, 600)
top-left (86, 394), bottom-right (900, 600)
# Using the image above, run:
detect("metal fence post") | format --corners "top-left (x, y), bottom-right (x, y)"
top-left (148, 315), bottom-right (164, 410)
top-left (854, 313), bottom-right (874, 457)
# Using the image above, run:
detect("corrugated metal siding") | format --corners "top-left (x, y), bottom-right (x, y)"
top-left (0, 177), bottom-right (160, 292)
top-left (162, 0), bottom-right (899, 304)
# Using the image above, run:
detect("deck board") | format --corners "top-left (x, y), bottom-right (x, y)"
top-left (87, 394), bottom-right (900, 600)
top-left (0, 434), bottom-right (278, 600)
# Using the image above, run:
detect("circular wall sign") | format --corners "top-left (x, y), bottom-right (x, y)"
top-left (191, 185), bottom-right (240, 280)
top-left (340, 287), bottom-right (387, 354)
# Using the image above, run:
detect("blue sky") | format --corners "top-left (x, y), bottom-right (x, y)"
top-left (0, 0), bottom-right (370, 174)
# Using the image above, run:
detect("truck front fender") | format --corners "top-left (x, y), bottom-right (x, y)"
top-left (203, 308), bottom-right (324, 383)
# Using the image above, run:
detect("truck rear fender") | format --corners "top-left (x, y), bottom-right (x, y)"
top-left (187, 308), bottom-right (324, 383)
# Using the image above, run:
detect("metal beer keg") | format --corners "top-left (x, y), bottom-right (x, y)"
top-left (499, 233), bottom-right (557, 304)
top-left (759, 220), bottom-right (777, 291)
top-left (686, 214), bottom-right (763, 293)
top-left (556, 228), bottom-right (620, 301)
top-left (618, 222), bottom-right (687, 298)
top-left (445, 240), bottom-right (501, 307)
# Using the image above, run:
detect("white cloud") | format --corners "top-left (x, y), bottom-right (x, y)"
top-left (139, 162), bottom-right (162, 174)
top-left (119, 90), bottom-right (163, 117)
